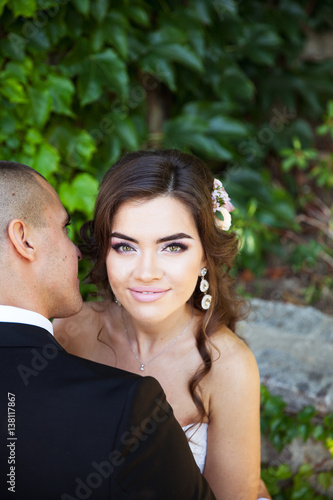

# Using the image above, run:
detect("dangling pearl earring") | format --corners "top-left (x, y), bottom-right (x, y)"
top-left (115, 297), bottom-right (121, 307)
top-left (200, 268), bottom-right (212, 310)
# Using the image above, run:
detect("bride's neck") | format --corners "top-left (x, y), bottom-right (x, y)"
top-left (121, 306), bottom-right (194, 349)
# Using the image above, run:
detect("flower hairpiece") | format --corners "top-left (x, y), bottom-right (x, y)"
top-left (211, 178), bottom-right (235, 231)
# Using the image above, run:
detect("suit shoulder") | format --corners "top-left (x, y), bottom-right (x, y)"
top-left (64, 349), bottom-right (141, 384)
top-left (53, 301), bottom-right (108, 353)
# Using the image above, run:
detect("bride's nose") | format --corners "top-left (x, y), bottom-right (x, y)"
top-left (133, 252), bottom-right (163, 282)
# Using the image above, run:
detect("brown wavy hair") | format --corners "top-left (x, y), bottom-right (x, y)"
top-left (80, 149), bottom-right (242, 423)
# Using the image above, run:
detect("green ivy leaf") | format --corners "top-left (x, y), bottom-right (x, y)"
top-left (140, 55), bottom-right (176, 91)
top-left (105, 10), bottom-right (128, 28)
top-left (46, 18), bottom-right (68, 46)
top-left (128, 6), bottom-right (150, 26)
top-left (91, 0), bottom-right (108, 23)
top-left (1, 33), bottom-right (26, 61)
top-left (298, 423), bottom-right (311, 441)
top-left (47, 74), bottom-right (75, 116)
top-left (77, 59), bottom-right (101, 106)
top-left (297, 463), bottom-right (313, 477)
top-left (192, 136), bottom-right (233, 160)
top-left (1, 61), bottom-right (27, 84)
top-left (318, 472), bottom-right (332, 491)
top-left (153, 43), bottom-right (203, 73)
top-left (27, 87), bottom-right (52, 128)
top-left (58, 129), bottom-right (97, 168)
top-left (149, 27), bottom-right (187, 46)
top-left (23, 142), bottom-right (36, 157)
top-left (164, 115), bottom-right (207, 142)
top-left (188, 27), bottom-right (206, 59)
top-left (59, 173), bottom-right (99, 216)
top-left (0, 78), bottom-right (28, 103)
top-left (247, 49), bottom-right (276, 66)
top-left (0, 0), bottom-right (8, 16)
top-left (275, 463), bottom-right (292, 480)
top-left (99, 134), bottom-right (122, 165)
top-left (208, 116), bottom-right (248, 137)
top-left (71, 0), bottom-right (89, 15)
top-left (114, 117), bottom-right (140, 151)
top-left (90, 12), bottom-right (129, 58)
top-left (90, 27), bottom-right (105, 53)
top-left (37, 0), bottom-right (61, 8)
top-left (27, 27), bottom-right (51, 51)
top-left (297, 406), bottom-right (316, 423)
top-left (192, 0), bottom-right (212, 24)
top-left (0, 112), bottom-right (16, 136)
top-left (7, 0), bottom-right (37, 17)
top-left (26, 129), bottom-right (43, 145)
top-left (78, 49), bottom-right (129, 106)
top-left (32, 142), bottom-right (60, 178)
top-left (281, 156), bottom-right (297, 172)
top-left (107, 26), bottom-right (128, 60)
top-left (217, 66), bottom-right (255, 100)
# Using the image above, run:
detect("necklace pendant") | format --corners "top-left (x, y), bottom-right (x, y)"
top-left (140, 364), bottom-right (145, 371)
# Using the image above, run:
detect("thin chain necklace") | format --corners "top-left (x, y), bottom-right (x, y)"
top-left (122, 311), bottom-right (193, 371)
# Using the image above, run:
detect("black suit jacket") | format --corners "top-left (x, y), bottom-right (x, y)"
top-left (0, 323), bottom-right (215, 500)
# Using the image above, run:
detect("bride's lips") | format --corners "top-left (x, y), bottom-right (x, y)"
top-left (129, 287), bottom-right (169, 303)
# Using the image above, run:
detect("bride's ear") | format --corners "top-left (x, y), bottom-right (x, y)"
top-left (7, 219), bottom-right (37, 262)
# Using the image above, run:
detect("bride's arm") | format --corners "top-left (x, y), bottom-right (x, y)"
top-left (203, 336), bottom-right (261, 500)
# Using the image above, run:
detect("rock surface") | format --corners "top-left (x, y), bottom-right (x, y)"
top-left (238, 299), bottom-right (333, 496)
top-left (237, 298), bottom-right (333, 414)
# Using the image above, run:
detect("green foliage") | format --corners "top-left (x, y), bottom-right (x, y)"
top-left (261, 386), bottom-right (333, 499)
top-left (311, 100), bottom-right (333, 189)
top-left (280, 100), bottom-right (333, 189)
top-left (281, 137), bottom-right (318, 172)
top-left (0, 0), bottom-right (333, 280)
top-left (262, 463), bottom-right (331, 500)
top-left (276, 100), bottom-right (333, 290)
top-left (225, 167), bottom-right (298, 273)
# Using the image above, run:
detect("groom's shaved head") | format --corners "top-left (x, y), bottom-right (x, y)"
top-left (0, 162), bottom-right (50, 245)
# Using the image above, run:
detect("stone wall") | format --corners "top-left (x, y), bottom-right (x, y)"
top-left (238, 299), bottom-right (333, 414)
top-left (238, 299), bottom-right (333, 497)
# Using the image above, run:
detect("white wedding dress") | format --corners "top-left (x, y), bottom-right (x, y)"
top-left (182, 423), bottom-right (208, 473)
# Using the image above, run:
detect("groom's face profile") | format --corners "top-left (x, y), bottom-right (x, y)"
top-left (34, 177), bottom-right (83, 319)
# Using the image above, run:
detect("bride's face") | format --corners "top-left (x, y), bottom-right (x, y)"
top-left (106, 196), bottom-right (206, 325)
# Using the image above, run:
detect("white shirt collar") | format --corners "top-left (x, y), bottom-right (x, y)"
top-left (0, 305), bottom-right (53, 336)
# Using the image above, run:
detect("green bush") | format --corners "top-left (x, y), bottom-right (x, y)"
top-left (261, 386), bottom-right (333, 499)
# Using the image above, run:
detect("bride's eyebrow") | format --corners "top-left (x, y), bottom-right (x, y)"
top-left (111, 232), bottom-right (193, 244)
top-left (157, 233), bottom-right (193, 243)
top-left (111, 232), bottom-right (138, 243)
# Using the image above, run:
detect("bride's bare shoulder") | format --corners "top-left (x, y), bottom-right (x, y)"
top-left (53, 301), bottom-right (111, 353)
top-left (207, 325), bottom-right (259, 379)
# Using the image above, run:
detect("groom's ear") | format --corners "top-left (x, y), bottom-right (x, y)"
top-left (7, 219), bottom-right (37, 262)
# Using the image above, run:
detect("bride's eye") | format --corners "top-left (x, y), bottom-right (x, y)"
top-left (111, 243), bottom-right (134, 254)
top-left (164, 243), bottom-right (188, 253)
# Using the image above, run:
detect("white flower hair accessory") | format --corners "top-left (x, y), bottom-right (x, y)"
top-left (211, 178), bottom-right (235, 231)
